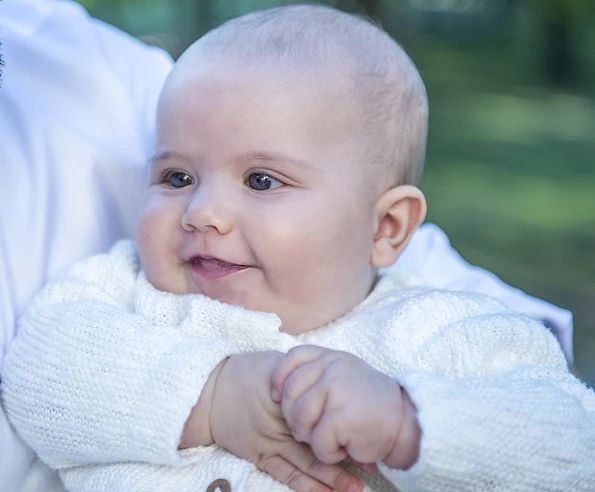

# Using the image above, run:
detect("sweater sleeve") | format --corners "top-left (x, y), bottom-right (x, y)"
top-left (57, 446), bottom-right (292, 492)
top-left (0, 241), bottom-right (242, 470)
top-left (394, 223), bottom-right (574, 361)
top-left (377, 303), bottom-right (595, 491)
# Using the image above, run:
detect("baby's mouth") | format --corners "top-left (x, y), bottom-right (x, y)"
top-left (191, 256), bottom-right (248, 280)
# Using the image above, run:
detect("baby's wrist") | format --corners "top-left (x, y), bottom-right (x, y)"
top-left (382, 386), bottom-right (421, 470)
top-left (179, 358), bottom-right (229, 449)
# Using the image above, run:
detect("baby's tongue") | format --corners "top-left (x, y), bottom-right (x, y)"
top-left (199, 258), bottom-right (236, 273)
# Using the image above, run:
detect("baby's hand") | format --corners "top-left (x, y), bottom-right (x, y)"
top-left (210, 351), bottom-right (363, 492)
top-left (271, 346), bottom-right (421, 470)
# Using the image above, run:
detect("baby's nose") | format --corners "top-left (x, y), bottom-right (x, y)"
top-left (181, 190), bottom-right (234, 235)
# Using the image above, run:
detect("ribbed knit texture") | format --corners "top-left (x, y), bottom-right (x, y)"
top-left (2, 240), bottom-right (594, 491)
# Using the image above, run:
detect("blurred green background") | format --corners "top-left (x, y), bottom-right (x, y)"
top-left (77, 0), bottom-right (595, 383)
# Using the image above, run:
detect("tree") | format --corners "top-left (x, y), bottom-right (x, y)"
top-left (530, 0), bottom-right (591, 87)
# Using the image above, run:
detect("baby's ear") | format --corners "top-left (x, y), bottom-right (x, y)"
top-left (371, 185), bottom-right (427, 268)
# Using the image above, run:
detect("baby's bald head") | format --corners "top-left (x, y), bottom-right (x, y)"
top-left (169, 4), bottom-right (428, 189)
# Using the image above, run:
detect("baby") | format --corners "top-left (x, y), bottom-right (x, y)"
top-left (3, 5), bottom-right (594, 492)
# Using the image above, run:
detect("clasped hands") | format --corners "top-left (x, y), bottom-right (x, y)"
top-left (182, 346), bottom-right (420, 492)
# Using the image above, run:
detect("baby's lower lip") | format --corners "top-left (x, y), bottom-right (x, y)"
top-left (191, 257), bottom-right (248, 281)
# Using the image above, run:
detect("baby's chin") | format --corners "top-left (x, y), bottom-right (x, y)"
top-left (221, 285), bottom-right (373, 336)
top-left (197, 294), bottom-right (341, 336)
top-left (151, 270), bottom-right (369, 335)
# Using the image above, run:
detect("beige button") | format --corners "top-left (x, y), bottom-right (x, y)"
top-left (206, 478), bottom-right (231, 492)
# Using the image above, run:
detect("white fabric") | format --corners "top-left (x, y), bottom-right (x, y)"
top-left (0, 1), bottom-right (575, 490)
top-left (393, 223), bottom-right (573, 361)
top-left (3, 240), bottom-right (594, 491)
top-left (0, 1), bottom-right (173, 490)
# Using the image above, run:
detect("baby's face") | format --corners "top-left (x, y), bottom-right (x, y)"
top-left (137, 62), bottom-right (379, 334)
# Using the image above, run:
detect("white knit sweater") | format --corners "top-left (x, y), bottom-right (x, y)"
top-left (2, 240), bottom-right (594, 492)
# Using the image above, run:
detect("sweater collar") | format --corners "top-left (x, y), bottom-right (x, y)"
top-left (134, 271), bottom-right (294, 351)
top-left (133, 268), bottom-right (412, 348)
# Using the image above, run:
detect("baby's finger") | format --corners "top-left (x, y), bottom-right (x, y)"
top-left (281, 359), bottom-right (326, 420)
top-left (310, 413), bottom-right (348, 464)
top-left (272, 345), bottom-right (329, 402)
top-left (284, 379), bottom-right (328, 443)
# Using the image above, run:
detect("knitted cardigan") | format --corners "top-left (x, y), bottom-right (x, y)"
top-left (2, 240), bottom-right (594, 492)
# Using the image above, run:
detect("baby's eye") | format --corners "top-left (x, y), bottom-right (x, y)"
top-left (162, 170), bottom-right (195, 188)
top-left (246, 172), bottom-right (284, 191)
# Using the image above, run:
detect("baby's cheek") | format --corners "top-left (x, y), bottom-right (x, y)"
top-left (135, 208), bottom-right (163, 250)
top-left (135, 202), bottom-right (184, 283)
top-left (136, 196), bottom-right (182, 240)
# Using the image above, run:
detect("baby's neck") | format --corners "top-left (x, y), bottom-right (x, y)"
top-left (279, 272), bottom-right (382, 336)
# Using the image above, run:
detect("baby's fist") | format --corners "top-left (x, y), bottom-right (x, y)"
top-left (271, 346), bottom-right (420, 469)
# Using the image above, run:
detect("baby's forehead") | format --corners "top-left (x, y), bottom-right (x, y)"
top-left (160, 5), bottom-right (428, 186)
top-left (167, 52), bottom-right (359, 114)
top-left (168, 12), bottom-right (423, 128)
top-left (163, 62), bottom-right (366, 152)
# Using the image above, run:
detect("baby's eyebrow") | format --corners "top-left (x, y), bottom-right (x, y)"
top-left (149, 150), bottom-right (188, 164)
top-left (239, 150), bottom-right (316, 170)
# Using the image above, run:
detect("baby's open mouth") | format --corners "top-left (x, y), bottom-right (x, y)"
top-left (191, 257), bottom-right (248, 280)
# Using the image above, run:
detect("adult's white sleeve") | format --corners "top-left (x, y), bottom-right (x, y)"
top-left (394, 223), bottom-right (574, 360)
top-left (378, 309), bottom-right (595, 491)
top-left (1, 243), bottom-right (240, 470)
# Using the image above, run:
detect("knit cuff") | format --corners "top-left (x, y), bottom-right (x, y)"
top-left (123, 339), bottom-right (241, 467)
top-left (379, 368), bottom-right (595, 491)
